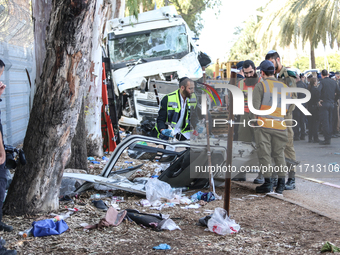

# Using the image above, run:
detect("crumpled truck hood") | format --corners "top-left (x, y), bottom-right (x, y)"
top-left (113, 52), bottom-right (202, 93)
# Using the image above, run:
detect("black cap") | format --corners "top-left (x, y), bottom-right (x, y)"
top-left (179, 77), bottom-right (189, 83)
top-left (259, 60), bottom-right (275, 72)
top-left (236, 61), bottom-right (244, 70)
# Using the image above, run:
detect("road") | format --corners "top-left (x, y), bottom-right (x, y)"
top-left (237, 138), bottom-right (340, 221)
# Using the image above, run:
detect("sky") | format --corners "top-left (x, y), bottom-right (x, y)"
top-left (198, 0), bottom-right (268, 63)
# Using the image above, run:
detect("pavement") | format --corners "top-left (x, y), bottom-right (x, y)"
top-left (234, 137), bottom-right (340, 221)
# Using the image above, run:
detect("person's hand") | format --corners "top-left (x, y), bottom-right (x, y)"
top-left (0, 82), bottom-right (6, 97)
top-left (318, 100), bottom-right (323, 107)
top-left (161, 129), bottom-right (174, 138)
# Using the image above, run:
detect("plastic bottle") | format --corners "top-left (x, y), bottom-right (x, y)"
top-left (53, 212), bottom-right (71, 222)
top-left (18, 227), bottom-right (33, 238)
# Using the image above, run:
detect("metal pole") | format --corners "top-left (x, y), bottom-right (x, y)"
top-left (202, 67), bottom-right (213, 191)
top-left (224, 67), bottom-right (236, 216)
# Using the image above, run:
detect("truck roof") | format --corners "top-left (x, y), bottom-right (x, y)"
top-left (106, 6), bottom-right (181, 32)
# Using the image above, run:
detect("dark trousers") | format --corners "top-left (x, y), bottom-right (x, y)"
top-left (293, 108), bottom-right (306, 138)
top-left (319, 103), bottom-right (334, 141)
top-left (308, 106), bottom-right (319, 141)
top-left (332, 102), bottom-right (339, 134)
top-left (0, 163), bottom-right (6, 222)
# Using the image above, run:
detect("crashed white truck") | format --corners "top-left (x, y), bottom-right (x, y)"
top-left (103, 6), bottom-right (207, 133)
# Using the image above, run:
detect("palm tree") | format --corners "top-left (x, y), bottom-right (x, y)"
top-left (256, 0), bottom-right (340, 69)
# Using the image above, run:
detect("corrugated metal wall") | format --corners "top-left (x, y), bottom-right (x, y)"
top-left (0, 42), bottom-right (34, 146)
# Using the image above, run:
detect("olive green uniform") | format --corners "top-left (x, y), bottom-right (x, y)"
top-left (278, 67), bottom-right (297, 171)
top-left (251, 77), bottom-right (288, 178)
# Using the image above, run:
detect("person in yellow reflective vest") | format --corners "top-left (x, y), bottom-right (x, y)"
top-left (151, 77), bottom-right (199, 141)
top-left (250, 60), bottom-right (291, 194)
top-left (232, 60), bottom-right (264, 183)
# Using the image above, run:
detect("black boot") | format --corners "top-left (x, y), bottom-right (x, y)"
top-left (255, 178), bottom-right (273, 193)
top-left (285, 178), bottom-right (295, 190)
top-left (253, 172), bottom-right (264, 184)
top-left (319, 139), bottom-right (331, 145)
top-left (0, 247), bottom-right (17, 255)
top-left (0, 222), bottom-right (13, 232)
top-left (275, 178), bottom-right (285, 194)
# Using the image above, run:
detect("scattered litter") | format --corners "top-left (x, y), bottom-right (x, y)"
top-left (102, 156), bottom-right (109, 161)
top-left (87, 157), bottom-right (95, 161)
top-left (160, 219), bottom-right (181, 231)
top-left (18, 227), bottom-right (33, 238)
top-left (179, 197), bottom-right (192, 205)
top-left (207, 207), bottom-right (240, 235)
top-left (181, 204), bottom-right (201, 209)
top-left (153, 244), bottom-right (171, 250)
top-left (334, 153), bottom-right (340, 155)
top-left (32, 218), bottom-right (69, 237)
top-left (124, 161), bottom-right (133, 164)
top-left (191, 191), bottom-right (215, 202)
top-left (85, 207), bottom-right (127, 230)
top-left (321, 241), bottom-right (340, 252)
top-left (66, 207), bottom-right (80, 212)
top-left (145, 178), bottom-right (174, 202)
top-left (198, 215), bottom-right (212, 227)
top-left (59, 195), bottom-right (73, 202)
top-left (140, 199), bottom-right (151, 207)
top-left (60, 179), bottom-right (82, 197)
top-left (204, 210), bottom-right (214, 214)
top-left (92, 200), bottom-right (108, 211)
top-left (126, 209), bottom-right (180, 231)
top-left (91, 161), bottom-right (100, 164)
top-left (198, 200), bottom-right (208, 206)
top-left (266, 191), bottom-right (283, 196)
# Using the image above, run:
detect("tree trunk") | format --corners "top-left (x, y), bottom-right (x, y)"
top-left (310, 42), bottom-right (316, 69)
top-left (84, 0), bottom-right (113, 156)
top-left (4, 0), bottom-right (96, 215)
top-left (66, 97), bottom-right (88, 170)
top-left (32, 0), bottom-right (53, 89)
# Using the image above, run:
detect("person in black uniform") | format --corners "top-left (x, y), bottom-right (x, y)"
top-left (307, 78), bottom-right (320, 143)
top-left (293, 74), bottom-right (307, 140)
top-left (318, 69), bottom-right (340, 145)
top-left (0, 60), bottom-right (17, 255)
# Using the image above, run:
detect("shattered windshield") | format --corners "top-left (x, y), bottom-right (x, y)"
top-left (109, 25), bottom-right (188, 64)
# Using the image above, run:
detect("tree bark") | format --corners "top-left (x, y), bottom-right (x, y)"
top-left (4, 0), bottom-right (96, 215)
top-left (32, 0), bottom-right (53, 90)
top-left (66, 97), bottom-right (88, 170)
top-left (84, 0), bottom-right (113, 156)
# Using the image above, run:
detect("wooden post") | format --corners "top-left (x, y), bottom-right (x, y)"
top-left (202, 66), bottom-right (213, 191)
top-left (224, 66), bottom-right (237, 216)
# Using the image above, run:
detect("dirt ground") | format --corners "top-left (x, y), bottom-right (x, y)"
top-left (1, 183), bottom-right (339, 255)
top-left (2, 146), bottom-right (340, 255)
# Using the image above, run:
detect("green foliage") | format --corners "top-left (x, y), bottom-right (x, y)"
top-left (257, 0), bottom-right (340, 69)
top-left (293, 54), bottom-right (340, 72)
top-left (293, 56), bottom-right (309, 71)
top-left (205, 65), bottom-right (214, 78)
top-left (125, 0), bottom-right (221, 35)
top-left (228, 18), bottom-right (266, 66)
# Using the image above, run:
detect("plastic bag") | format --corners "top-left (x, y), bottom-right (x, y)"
top-left (145, 178), bottom-right (174, 202)
top-left (160, 219), bottom-right (181, 231)
top-left (207, 208), bottom-right (240, 235)
top-left (32, 219), bottom-right (69, 237)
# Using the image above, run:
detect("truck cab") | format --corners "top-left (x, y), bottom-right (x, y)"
top-left (105, 6), bottom-right (203, 130)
